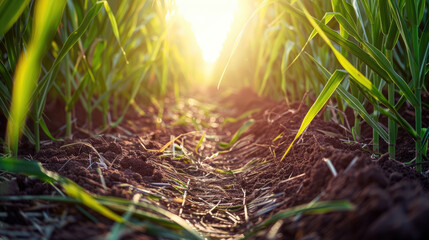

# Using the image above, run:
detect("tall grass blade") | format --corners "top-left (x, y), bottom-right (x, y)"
top-left (35, 1), bottom-right (104, 117)
top-left (280, 70), bottom-right (347, 161)
top-left (281, 1), bottom-right (418, 106)
top-left (219, 119), bottom-right (255, 149)
top-left (306, 53), bottom-right (389, 142)
top-left (0, 157), bottom-right (124, 222)
top-left (195, 131), bottom-right (205, 154)
top-left (0, 0), bottom-right (31, 36)
top-left (6, 0), bottom-right (67, 155)
top-left (280, 40), bottom-right (295, 102)
top-left (0, 157), bottom-right (55, 183)
top-left (222, 108), bottom-right (260, 127)
top-left (258, 30), bottom-right (285, 95)
top-left (244, 200), bottom-right (354, 239)
top-left (103, 1), bottom-right (128, 64)
top-left (283, 13), bottom-right (335, 74)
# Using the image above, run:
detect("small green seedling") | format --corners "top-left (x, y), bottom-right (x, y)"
top-left (218, 119), bottom-right (255, 149)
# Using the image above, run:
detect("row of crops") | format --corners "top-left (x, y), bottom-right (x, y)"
top-left (1, 0), bottom-right (428, 165)
top-left (216, 0), bottom-right (428, 169)
top-left (0, 0), bottom-right (203, 155)
top-left (0, 0), bottom-right (428, 238)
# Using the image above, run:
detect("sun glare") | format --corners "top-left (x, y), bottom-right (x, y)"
top-left (174, 0), bottom-right (239, 63)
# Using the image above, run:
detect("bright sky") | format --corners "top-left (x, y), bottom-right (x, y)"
top-left (175, 0), bottom-right (239, 63)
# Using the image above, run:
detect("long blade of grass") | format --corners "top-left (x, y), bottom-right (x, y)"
top-left (60, 176), bottom-right (124, 223)
top-left (0, 0), bottom-right (31, 36)
top-left (103, 1), bottom-right (128, 63)
top-left (243, 200), bottom-right (354, 239)
top-left (35, 1), bottom-right (104, 117)
top-left (298, 7), bottom-right (388, 107)
top-left (0, 157), bottom-right (55, 183)
top-left (218, 119), bottom-right (255, 149)
top-left (281, 1), bottom-right (418, 106)
top-left (39, 118), bottom-right (62, 141)
top-left (306, 52), bottom-right (389, 142)
top-left (97, 196), bottom-right (203, 239)
top-left (283, 13), bottom-right (335, 73)
top-left (195, 131), bottom-right (205, 154)
top-left (280, 40), bottom-right (295, 102)
top-left (0, 157), bottom-right (124, 223)
top-left (280, 70), bottom-right (347, 161)
top-left (106, 194), bottom-right (140, 240)
top-left (6, 0), bottom-right (67, 155)
top-left (299, 2), bottom-right (420, 141)
top-left (222, 108), bottom-right (260, 127)
top-left (0, 194), bottom-right (185, 232)
top-left (258, 29), bottom-right (285, 95)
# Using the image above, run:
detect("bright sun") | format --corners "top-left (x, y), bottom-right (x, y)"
top-left (174, 0), bottom-right (239, 63)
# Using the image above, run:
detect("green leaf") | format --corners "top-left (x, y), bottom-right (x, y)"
top-left (0, 0), bottom-right (31, 36)
top-left (259, 29), bottom-right (285, 95)
top-left (281, 1), bottom-right (419, 107)
top-left (385, 19), bottom-right (400, 50)
top-left (422, 128), bottom-right (429, 156)
top-left (418, 0), bottom-right (425, 23)
top-left (330, 11), bottom-right (417, 107)
top-left (379, 0), bottom-right (391, 34)
top-left (295, 2), bottom-right (420, 140)
top-left (61, 177), bottom-right (124, 223)
top-left (35, 1), bottom-right (105, 117)
top-left (283, 12), bottom-right (335, 74)
top-left (7, 0), bottom-right (67, 155)
top-left (218, 119), bottom-right (255, 149)
top-left (103, 1), bottom-right (128, 63)
top-left (405, 0), bottom-right (418, 26)
top-left (281, 40), bottom-right (295, 100)
top-left (280, 70), bottom-right (347, 161)
top-left (195, 132), bottom-right (205, 154)
top-left (0, 157), bottom-right (124, 223)
top-left (39, 118), bottom-right (62, 141)
top-left (331, 0), bottom-right (356, 24)
top-left (306, 53), bottom-right (389, 142)
top-left (66, 75), bottom-right (89, 112)
top-left (244, 200), bottom-right (354, 239)
top-left (222, 108), bottom-right (260, 127)
top-left (0, 157), bottom-right (55, 183)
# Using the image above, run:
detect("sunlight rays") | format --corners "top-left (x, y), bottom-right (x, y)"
top-left (174, 0), bottom-right (238, 63)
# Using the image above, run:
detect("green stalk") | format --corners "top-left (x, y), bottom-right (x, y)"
top-left (87, 103), bottom-right (93, 131)
top-left (388, 82), bottom-right (396, 159)
top-left (102, 97), bottom-right (108, 130)
top-left (372, 74), bottom-right (380, 153)
top-left (371, 21), bottom-right (380, 153)
top-left (87, 81), bottom-right (94, 130)
top-left (113, 92), bottom-right (118, 120)
top-left (415, 88), bottom-right (422, 171)
top-left (34, 105), bottom-right (40, 152)
top-left (386, 50), bottom-right (396, 159)
top-left (350, 84), bottom-right (361, 141)
top-left (65, 65), bottom-right (72, 138)
top-left (66, 110), bottom-right (72, 138)
top-left (411, 25), bottom-right (422, 171)
top-left (372, 114), bottom-right (379, 152)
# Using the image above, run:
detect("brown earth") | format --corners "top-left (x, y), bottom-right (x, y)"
top-left (1, 88), bottom-right (429, 239)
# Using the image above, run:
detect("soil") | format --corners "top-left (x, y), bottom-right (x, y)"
top-left (1, 87), bottom-right (429, 240)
